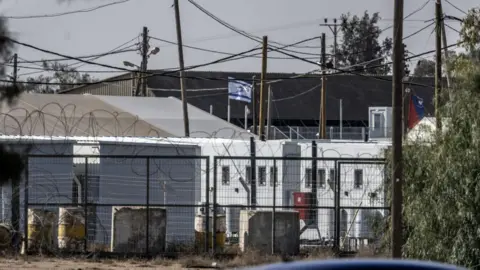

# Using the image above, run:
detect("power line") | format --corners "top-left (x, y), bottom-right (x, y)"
top-left (2, 36), bottom-right (461, 87)
top-left (148, 35), bottom-right (323, 60)
top-left (5, 0), bottom-right (130, 19)
top-left (15, 48), bottom-right (136, 64)
top-left (403, 21), bottom-right (435, 40)
top-left (443, 0), bottom-right (468, 15)
top-left (186, 0), bottom-right (323, 57)
top-left (380, 0), bottom-right (432, 32)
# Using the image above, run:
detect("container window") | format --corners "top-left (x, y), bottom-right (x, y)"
top-left (354, 169), bottom-right (363, 189)
top-left (222, 166), bottom-right (230, 185)
top-left (328, 169), bottom-right (335, 190)
top-left (305, 168), bottom-right (312, 188)
top-left (317, 169), bottom-right (326, 189)
top-left (245, 166), bottom-right (252, 184)
top-left (258, 166), bottom-right (266, 186)
top-left (270, 166), bottom-right (278, 187)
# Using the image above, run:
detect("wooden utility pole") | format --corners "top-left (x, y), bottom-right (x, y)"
top-left (251, 75), bottom-right (257, 134)
top-left (439, 0), bottom-right (451, 88)
top-left (266, 85), bottom-right (272, 140)
top-left (258, 36), bottom-right (268, 141)
top-left (319, 18), bottom-right (340, 68)
top-left (141, 26), bottom-right (149, 97)
top-left (174, 0), bottom-right (190, 137)
top-left (391, 0), bottom-right (404, 259)
top-left (435, 0), bottom-right (442, 131)
top-left (319, 33), bottom-right (327, 139)
top-left (11, 53), bottom-right (20, 233)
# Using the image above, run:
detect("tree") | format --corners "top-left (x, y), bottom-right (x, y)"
top-left (335, 11), bottom-right (392, 75)
top-left (413, 59), bottom-right (435, 77)
top-left (22, 61), bottom-right (96, 93)
top-left (386, 7), bottom-right (480, 268)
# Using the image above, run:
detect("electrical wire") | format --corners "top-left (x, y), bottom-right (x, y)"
top-left (186, 0), bottom-right (323, 57)
top-left (444, 23), bottom-right (461, 34)
top-left (148, 36), bottom-right (323, 60)
top-left (187, 0), bottom-right (434, 60)
top-left (443, 0), bottom-right (468, 15)
top-left (15, 48), bottom-right (137, 64)
top-left (5, 0), bottom-right (130, 19)
top-left (2, 34), bottom-right (461, 88)
top-left (9, 35), bottom-right (324, 77)
top-left (403, 21), bottom-right (436, 40)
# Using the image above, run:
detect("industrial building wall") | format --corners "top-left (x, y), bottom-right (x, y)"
top-left (94, 142), bottom-right (202, 246)
top-left (59, 74), bottom-right (137, 96)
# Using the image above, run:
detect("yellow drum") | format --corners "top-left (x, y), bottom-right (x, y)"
top-left (58, 207), bottom-right (85, 251)
top-left (27, 209), bottom-right (56, 253)
top-left (194, 214), bottom-right (226, 250)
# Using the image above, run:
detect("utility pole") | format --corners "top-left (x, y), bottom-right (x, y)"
top-left (319, 18), bottom-right (340, 68)
top-left (258, 36), bottom-right (268, 141)
top-left (251, 75), bottom-right (257, 135)
top-left (266, 85), bottom-right (272, 140)
top-left (140, 26), bottom-right (149, 97)
top-left (11, 53), bottom-right (20, 234)
top-left (319, 33), bottom-right (327, 139)
top-left (439, 0), bottom-right (451, 88)
top-left (174, 0), bottom-right (190, 137)
top-left (391, 0), bottom-right (404, 259)
top-left (435, 0), bottom-right (442, 131)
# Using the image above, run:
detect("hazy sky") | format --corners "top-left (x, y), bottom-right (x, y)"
top-left (1, 0), bottom-right (476, 80)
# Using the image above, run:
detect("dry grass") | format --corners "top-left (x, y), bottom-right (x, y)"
top-left (0, 247), bottom-right (389, 269)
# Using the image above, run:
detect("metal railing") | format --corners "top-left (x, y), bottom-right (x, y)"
top-left (274, 126), bottom-right (393, 140)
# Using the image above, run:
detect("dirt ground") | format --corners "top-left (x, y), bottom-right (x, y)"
top-left (0, 258), bottom-right (215, 270)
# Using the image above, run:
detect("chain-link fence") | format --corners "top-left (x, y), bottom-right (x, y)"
top-left (1, 154), bottom-right (388, 256)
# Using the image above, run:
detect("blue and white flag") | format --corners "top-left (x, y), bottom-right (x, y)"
top-left (228, 77), bottom-right (252, 103)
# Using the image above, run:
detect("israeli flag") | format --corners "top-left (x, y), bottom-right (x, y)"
top-left (228, 77), bottom-right (252, 103)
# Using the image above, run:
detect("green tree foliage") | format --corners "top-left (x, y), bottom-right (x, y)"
top-left (22, 61), bottom-right (96, 93)
top-left (391, 7), bottom-right (480, 268)
top-left (413, 59), bottom-right (435, 77)
top-left (335, 11), bottom-right (392, 75)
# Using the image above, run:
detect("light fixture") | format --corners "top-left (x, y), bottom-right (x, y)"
top-left (149, 47), bottom-right (160, 56)
top-left (122, 61), bottom-right (136, 68)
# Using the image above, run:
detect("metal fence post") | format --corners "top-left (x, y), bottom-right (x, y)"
top-left (205, 157), bottom-right (210, 253)
top-left (311, 141), bottom-right (318, 226)
top-left (84, 157), bottom-right (88, 252)
top-left (146, 157), bottom-right (150, 255)
top-left (23, 156), bottom-right (29, 252)
top-left (212, 157), bottom-right (218, 254)
top-left (250, 137), bottom-right (257, 209)
top-left (271, 159), bottom-right (277, 255)
top-left (334, 160), bottom-right (341, 253)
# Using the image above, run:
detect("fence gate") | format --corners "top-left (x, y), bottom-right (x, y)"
top-left (336, 160), bottom-right (389, 252)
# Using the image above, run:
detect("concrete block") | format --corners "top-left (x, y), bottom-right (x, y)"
top-left (239, 210), bottom-right (300, 255)
top-left (111, 206), bottom-right (166, 254)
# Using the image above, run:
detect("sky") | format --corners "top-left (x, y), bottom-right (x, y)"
top-left (0, 0), bottom-right (476, 81)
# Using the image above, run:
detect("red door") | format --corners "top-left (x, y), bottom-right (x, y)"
top-left (293, 192), bottom-right (312, 221)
